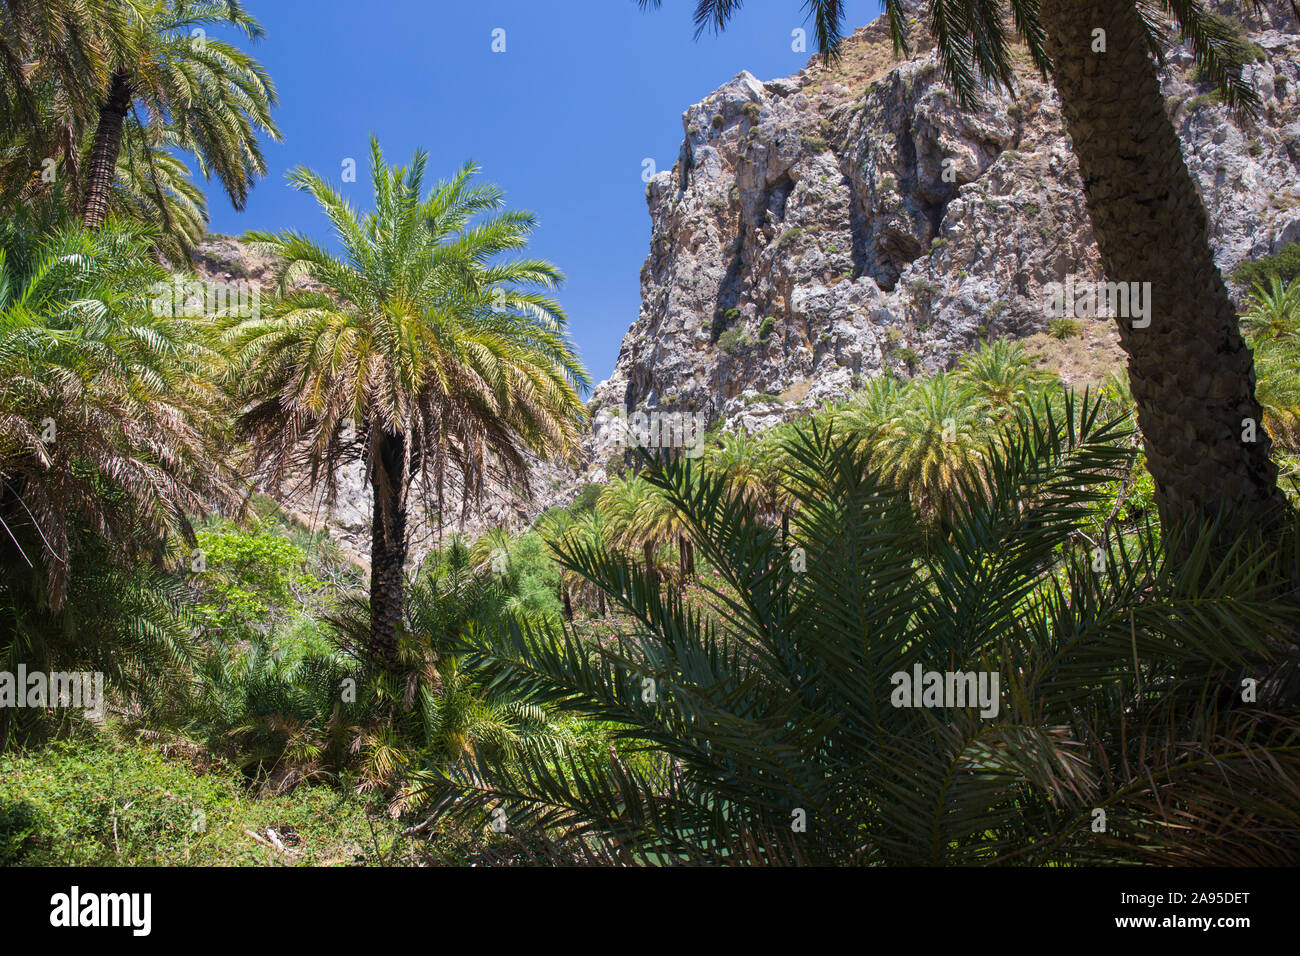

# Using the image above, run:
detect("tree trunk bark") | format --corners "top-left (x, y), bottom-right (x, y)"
top-left (82, 69), bottom-right (133, 230)
top-left (369, 432), bottom-right (408, 663)
top-left (1040, 0), bottom-right (1285, 531)
top-left (563, 588), bottom-right (573, 621)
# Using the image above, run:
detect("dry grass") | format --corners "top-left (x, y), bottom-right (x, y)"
top-left (1021, 318), bottom-right (1126, 387)
top-left (779, 379), bottom-right (813, 403)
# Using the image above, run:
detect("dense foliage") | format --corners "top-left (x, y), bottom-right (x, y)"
top-left (3, 0), bottom-right (1300, 867)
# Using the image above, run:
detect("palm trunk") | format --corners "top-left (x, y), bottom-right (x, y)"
top-left (369, 432), bottom-right (408, 663)
top-left (1040, 0), bottom-right (1285, 531)
top-left (563, 588), bottom-right (573, 621)
top-left (82, 69), bottom-right (133, 229)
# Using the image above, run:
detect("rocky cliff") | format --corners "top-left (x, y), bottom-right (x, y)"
top-left (197, 0), bottom-right (1300, 559)
top-left (590, 0), bottom-right (1300, 443)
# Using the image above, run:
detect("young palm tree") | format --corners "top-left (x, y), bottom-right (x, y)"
top-left (416, 397), bottom-right (1300, 865)
top-left (79, 0), bottom-right (279, 230)
top-left (871, 372), bottom-right (990, 518)
top-left (1253, 338), bottom-right (1300, 454)
top-left (834, 373), bottom-right (904, 450)
top-left (0, 211), bottom-right (239, 611)
top-left (956, 338), bottom-right (1054, 414)
top-left (1241, 276), bottom-right (1300, 345)
top-left (703, 429), bottom-right (773, 513)
top-left (597, 474), bottom-right (666, 575)
top-left (641, 0), bottom-right (1287, 530)
top-left (470, 525), bottom-right (516, 578)
top-left (225, 139), bottom-right (589, 662)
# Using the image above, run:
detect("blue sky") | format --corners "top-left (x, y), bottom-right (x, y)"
top-left (206, 0), bottom-right (882, 388)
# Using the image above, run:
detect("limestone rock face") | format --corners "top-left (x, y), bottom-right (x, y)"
top-left (593, 1), bottom-right (1300, 444)
top-left (200, 1), bottom-right (1300, 557)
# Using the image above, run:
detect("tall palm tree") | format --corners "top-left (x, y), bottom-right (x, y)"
top-left (641, 0), bottom-right (1287, 530)
top-left (79, 0), bottom-right (279, 230)
top-left (0, 0), bottom-right (110, 190)
top-left (225, 139), bottom-right (589, 662)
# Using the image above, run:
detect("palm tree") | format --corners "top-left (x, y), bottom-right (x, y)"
top-left (956, 338), bottom-right (1054, 415)
top-left (416, 396), bottom-right (1300, 865)
top-left (1253, 338), bottom-right (1300, 455)
top-left (0, 211), bottom-right (240, 611)
top-left (1241, 276), bottom-right (1300, 345)
top-left (835, 373), bottom-right (904, 451)
top-left (0, 0), bottom-right (110, 188)
top-left (79, 0), bottom-right (279, 231)
top-left (470, 525), bottom-right (516, 578)
top-left (703, 429), bottom-right (772, 513)
top-left (597, 474), bottom-right (665, 575)
top-left (871, 372), bottom-right (990, 518)
top-left (641, 0), bottom-right (1287, 530)
top-left (225, 139), bottom-right (589, 663)
top-left (0, 87), bottom-right (208, 261)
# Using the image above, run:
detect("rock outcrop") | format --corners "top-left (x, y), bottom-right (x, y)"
top-left (592, 0), bottom-right (1300, 444)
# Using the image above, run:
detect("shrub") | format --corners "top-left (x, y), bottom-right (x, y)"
top-left (1048, 316), bottom-right (1081, 339)
top-left (711, 113), bottom-right (724, 130)
top-left (1231, 242), bottom-right (1300, 290)
top-left (777, 227), bottom-right (803, 248)
top-left (759, 316), bottom-right (777, 340)
top-left (716, 327), bottom-right (753, 354)
top-left (0, 737), bottom-right (392, 865)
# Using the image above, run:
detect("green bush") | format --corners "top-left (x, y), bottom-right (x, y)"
top-left (192, 522), bottom-right (327, 637)
top-left (1231, 242), bottom-right (1300, 290)
top-left (0, 737), bottom-right (392, 865)
top-left (776, 227), bottom-right (803, 248)
top-left (716, 326), bottom-right (754, 354)
top-left (759, 316), bottom-right (777, 340)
